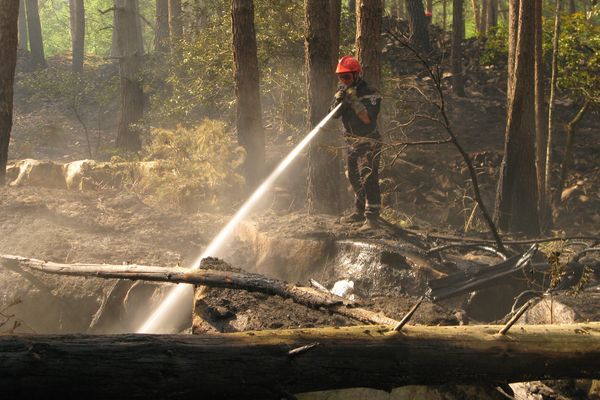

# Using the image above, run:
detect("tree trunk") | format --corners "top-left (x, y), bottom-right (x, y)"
top-left (168, 0), bottom-right (182, 51)
top-left (471, 0), bottom-right (481, 35)
top-left (451, 0), bottom-right (465, 96)
top-left (534, 0), bottom-right (547, 228)
top-left (348, 0), bottom-right (356, 14)
top-left (442, 0), bottom-right (447, 30)
top-left (18, 0), bottom-right (28, 52)
top-left (486, 0), bottom-right (498, 31)
top-left (115, 0), bottom-right (144, 151)
top-left (406, 0), bottom-right (431, 52)
top-left (231, 0), bottom-right (264, 189)
top-left (356, 0), bottom-right (383, 90)
top-left (305, 0), bottom-right (341, 215)
top-left (330, 0), bottom-right (341, 68)
top-left (481, 0), bottom-right (488, 34)
top-left (155, 0), bottom-right (170, 52)
top-left (558, 99), bottom-right (590, 197)
top-left (0, 1), bottom-right (19, 185)
top-left (494, 0), bottom-right (539, 235)
top-left (545, 0), bottom-right (561, 211)
top-left (568, 0), bottom-right (576, 13)
top-left (25, 0), bottom-right (46, 68)
top-left (69, 0), bottom-right (85, 73)
top-left (2, 323), bottom-right (600, 399)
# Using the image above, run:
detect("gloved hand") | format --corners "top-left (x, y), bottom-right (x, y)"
top-left (345, 87), bottom-right (358, 103)
top-left (334, 89), bottom-right (346, 104)
top-left (345, 87), bottom-right (366, 115)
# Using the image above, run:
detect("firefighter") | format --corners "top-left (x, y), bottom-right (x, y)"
top-left (332, 56), bottom-right (382, 230)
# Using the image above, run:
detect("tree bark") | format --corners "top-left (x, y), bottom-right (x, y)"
top-left (2, 323), bottom-right (600, 399)
top-left (568, 0), bottom-right (576, 13)
top-left (231, 0), bottom-right (264, 189)
top-left (406, 0), bottom-right (431, 52)
top-left (558, 99), bottom-right (590, 197)
top-left (0, 1), bottom-right (19, 185)
top-left (471, 0), bottom-right (481, 35)
top-left (534, 0), bottom-right (547, 227)
top-left (494, 0), bottom-right (540, 235)
top-left (545, 0), bottom-right (561, 210)
top-left (168, 0), bottom-right (182, 51)
top-left (330, 0), bottom-right (341, 69)
top-left (155, 0), bottom-right (170, 52)
top-left (356, 0), bottom-right (383, 90)
top-left (18, 0), bottom-right (28, 52)
top-left (481, 0), bottom-right (488, 34)
top-left (305, 0), bottom-right (341, 215)
top-left (25, 0), bottom-right (46, 68)
top-left (451, 0), bottom-right (465, 96)
top-left (442, 0), bottom-right (447, 30)
top-left (114, 0), bottom-right (144, 151)
top-left (486, 0), bottom-right (498, 31)
top-left (69, 0), bottom-right (85, 73)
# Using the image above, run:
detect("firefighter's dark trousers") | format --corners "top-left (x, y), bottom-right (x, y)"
top-left (346, 138), bottom-right (381, 218)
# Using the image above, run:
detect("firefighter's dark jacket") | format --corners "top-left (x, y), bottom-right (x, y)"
top-left (333, 79), bottom-right (382, 138)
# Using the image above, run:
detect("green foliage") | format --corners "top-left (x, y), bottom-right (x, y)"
top-left (38, 0), bottom-right (156, 57)
top-left (550, 13), bottom-right (600, 102)
top-left (140, 120), bottom-right (245, 211)
top-left (15, 64), bottom-right (118, 108)
top-left (147, 0), bottom-right (312, 138)
top-left (479, 25), bottom-right (508, 66)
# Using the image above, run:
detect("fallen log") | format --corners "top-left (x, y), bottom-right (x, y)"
top-left (0, 255), bottom-right (399, 326)
top-left (2, 323), bottom-right (600, 399)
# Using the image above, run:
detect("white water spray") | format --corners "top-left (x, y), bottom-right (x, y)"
top-left (137, 104), bottom-right (342, 333)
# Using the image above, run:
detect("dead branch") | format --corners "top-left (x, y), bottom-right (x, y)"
top-left (0, 255), bottom-right (399, 327)
top-left (385, 29), bottom-right (505, 253)
top-left (427, 245), bottom-right (538, 301)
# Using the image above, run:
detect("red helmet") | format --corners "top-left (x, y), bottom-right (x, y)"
top-left (336, 56), bottom-right (361, 74)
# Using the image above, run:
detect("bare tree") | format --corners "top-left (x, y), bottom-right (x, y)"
top-left (18, 0), bottom-right (27, 52)
top-left (494, 0), bottom-right (540, 235)
top-left (451, 0), bottom-right (465, 96)
top-left (69, 0), bottom-right (85, 73)
top-left (155, 0), bottom-right (170, 52)
top-left (534, 0), bottom-right (547, 224)
top-left (305, 0), bottom-right (341, 214)
top-left (114, 0), bottom-right (144, 151)
top-left (406, 0), bottom-right (431, 52)
top-left (481, 0), bottom-right (488, 33)
top-left (25, 0), bottom-right (46, 68)
top-left (471, 0), bottom-right (481, 35)
top-left (0, 0), bottom-right (19, 184)
top-left (231, 0), bottom-right (264, 189)
top-left (545, 0), bottom-right (561, 210)
top-left (356, 0), bottom-right (383, 90)
top-left (442, 0), bottom-right (447, 30)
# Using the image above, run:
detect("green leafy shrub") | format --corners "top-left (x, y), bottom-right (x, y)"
top-left (140, 119), bottom-right (245, 211)
top-left (550, 13), bottom-right (600, 102)
top-left (479, 25), bottom-right (508, 66)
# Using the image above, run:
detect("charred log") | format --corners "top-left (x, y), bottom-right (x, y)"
top-left (1, 323), bottom-right (600, 399)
